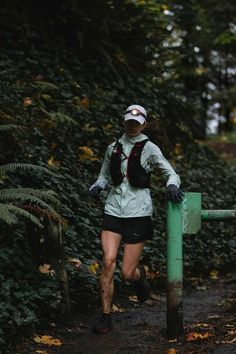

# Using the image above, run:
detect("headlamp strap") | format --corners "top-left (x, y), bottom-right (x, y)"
top-left (125, 109), bottom-right (146, 119)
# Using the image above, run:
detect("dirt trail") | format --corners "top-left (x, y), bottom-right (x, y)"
top-left (19, 275), bottom-right (236, 354)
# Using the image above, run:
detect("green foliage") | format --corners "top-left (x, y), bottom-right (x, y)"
top-left (182, 145), bottom-right (236, 272)
top-left (0, 163), bottom-right (56, 177)
top-left (0, 161), bottom-right (61, 227)
top-left (0, 228), bottom-right (61, 351)
top-left (0, 203), bottom-right (43, 227)
top-left (209, 131), bottom-right (236, 144)
top-left (0, 0), bottom-right (236, 351)
top-left (0, 124), bottom-right (18, 131)
top-left (0, 118), bottom-right (62, 227)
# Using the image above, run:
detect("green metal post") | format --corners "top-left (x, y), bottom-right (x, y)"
top-left (202, 209), bottom-right (236, 221)
top-left (167, 200), bottom-right (184, 339)
top-left (166, 191), bottom-right (236, 340)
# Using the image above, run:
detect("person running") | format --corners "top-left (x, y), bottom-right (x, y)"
top-left (89, 104), bottom-right (183, 334)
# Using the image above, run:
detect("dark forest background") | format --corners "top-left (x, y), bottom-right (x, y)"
top-left (0, 0), bottom-right (236, 351)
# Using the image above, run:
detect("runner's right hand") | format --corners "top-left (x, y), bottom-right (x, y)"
top-left (89, 185), bottom-right (103, 199)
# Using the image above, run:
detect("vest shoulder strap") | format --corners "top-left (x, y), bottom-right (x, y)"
top-left (134, 139), bottom-right (149, 148)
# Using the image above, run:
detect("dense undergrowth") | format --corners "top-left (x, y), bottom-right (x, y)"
top-left (0, 35), bottom-right (236, 354)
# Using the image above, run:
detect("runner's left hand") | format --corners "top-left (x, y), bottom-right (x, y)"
top-left (167, 184), bottom-right (184, 203)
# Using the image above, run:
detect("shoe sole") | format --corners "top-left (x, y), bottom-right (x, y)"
top-left (92, 326), bottom-right (113, 334)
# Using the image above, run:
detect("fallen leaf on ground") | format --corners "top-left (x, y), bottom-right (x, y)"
top-left (208, 314), bottom-right (220, 319)
top-left (111, 304), bottom-right (126, 312)
top-left (33, 335), bottom-right (62, 346)
top-left (215, 337), bottom-right (236, 344)
top-left (68, 257), bottom-right (82, 268)
top-left (192, 322), bottom-right (213, 328)
top-left (224, 336), bottom-right (236, 343)
top-left (146, 270), bottom-right (160, 280)
top-left (150, 293), bottom-right (159, 300)
top-left (165, 348), bottom-right (176, 354)
top-left (186, 331), bottom-right (212, 341)
top-left (195, 285), bottom-right (207, 290)
top-left (210, 270), bottom-right (219, 279)
top-left (128, 295), bottom-right (138, 302)
top-left (144, 299), bottom-right (156, 306)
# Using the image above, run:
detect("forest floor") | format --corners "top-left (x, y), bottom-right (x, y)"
top-left (17, 274), bottom-right (236, 354)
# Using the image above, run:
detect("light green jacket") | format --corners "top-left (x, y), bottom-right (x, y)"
top-left (90, 133), bottom-right (180, 218)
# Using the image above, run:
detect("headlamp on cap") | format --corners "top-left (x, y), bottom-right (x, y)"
top-left (125, 109), bottom-right (146, 119)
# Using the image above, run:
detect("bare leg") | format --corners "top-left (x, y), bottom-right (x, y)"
top-left (121, 242), bottom-right (145, 281)
top-left (122, 242), bottom-right (150, 303)
top-left (121, 241), bottom-right (150, 302)
top-left (100, 230), bottom-right (122, 314)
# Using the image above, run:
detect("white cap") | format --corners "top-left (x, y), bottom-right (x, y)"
top-left (124, 104), bottom-right (147, 125)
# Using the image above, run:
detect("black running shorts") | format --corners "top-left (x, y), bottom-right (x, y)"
top-left (102, 214), bottom-right (153, 244)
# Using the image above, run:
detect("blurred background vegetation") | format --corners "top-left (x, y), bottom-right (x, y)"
top-left (0, 0), bottom-right (236, 351)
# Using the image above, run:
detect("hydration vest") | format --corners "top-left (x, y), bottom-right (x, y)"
top-left (110, 139), bottom-right (150, 188)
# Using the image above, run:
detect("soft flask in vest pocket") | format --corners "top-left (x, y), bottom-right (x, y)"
top-left (110, 139), bottom-right (150, 188)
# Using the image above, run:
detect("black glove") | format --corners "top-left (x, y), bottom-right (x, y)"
top-left (89, 185), bottom-right (103, 200)
top-left (167, 184), bottom-right (184, 203)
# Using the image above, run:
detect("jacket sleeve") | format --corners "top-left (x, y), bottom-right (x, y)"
top-left (147, 143), bottom-right (181, 187)
top-left (89, 145), bottom-right (112, 190)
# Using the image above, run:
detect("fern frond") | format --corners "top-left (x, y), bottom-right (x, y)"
top-left (0, 163), bottom-right (57, 176)
top-left (49, 112), bottom-right (78, 126)
top-left (0, 188), bottom-right (60, 208)
top-left (32, 81), bottom-right (59, 92)
top-left (0, 203), bottom-right (17, 225)
top-left (0, 111), bottom-right (14, 121)
top-left (39, 107), bottom-right (77, 126)
top-left (0, 203), bottom-right (43, 227)
top-left (0, 124), bottom-right (18, 131)
top-left (0, 192), bottom-right (61, 219)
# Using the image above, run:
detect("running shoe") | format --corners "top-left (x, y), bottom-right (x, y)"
top-left (92, 313), bottom-right (113, 334)
top-left (134, 266), bottom-right (150, 303)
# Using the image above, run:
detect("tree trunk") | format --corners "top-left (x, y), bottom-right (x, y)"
top-left (46, 219), bottom-right (71, 319)
top-left (28, 217), bottom-right (71, 319)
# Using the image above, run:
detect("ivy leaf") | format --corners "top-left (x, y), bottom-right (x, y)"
top-left (39, 264), bottom-right (52, 275)
top-left (48, 156), bottom-right (61, 167)
top-left (88, 262), bottom-right (99, 275)
top-left (80, 97), bottom-right (90, 107)
top-left (79, 146), bottom-right (98, 161)
top-left (23, 97), bottom-right (33, 107)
